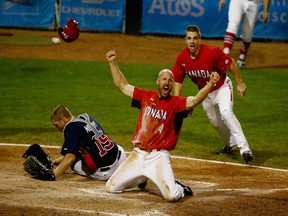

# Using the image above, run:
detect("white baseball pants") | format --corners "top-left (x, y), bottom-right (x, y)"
top-left (106, 147), bottom-right (185, 202)
top-left (202, 77), bottom-right (251, 155)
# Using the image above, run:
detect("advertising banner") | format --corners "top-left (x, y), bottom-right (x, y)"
top-left (59, 0), bottom-right (125, 32)
top-left (254, 0), bottom-right (288, 40)
top-left (142, 0), bottom-right (288, 40)
top-left (0, 0), bottom-right (55, 28)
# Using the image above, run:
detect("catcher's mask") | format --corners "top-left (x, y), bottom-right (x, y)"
top-left (58, 18), bottom-right (80, 42)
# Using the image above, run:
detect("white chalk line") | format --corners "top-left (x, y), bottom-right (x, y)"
top-left (216, 188), bottom-right (288, 193)
top-left (0, 143), bottom-right (62, 148)
top-left (2, 142), bottom-right (287, 172)
top-left (76, 185), bottom-right (288, 207)
top-left (172, 156), bottom-right (288, 172)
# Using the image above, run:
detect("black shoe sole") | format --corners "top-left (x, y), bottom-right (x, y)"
top-left (175, 180), bottom-right (193, 197)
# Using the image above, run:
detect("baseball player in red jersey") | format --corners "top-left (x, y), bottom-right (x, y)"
top-left (105, 50), bottom-right (220, 202)
top-left (171, 25), bottom-right (253, 163)
top-left (218, 0), bottom-right (270, 68)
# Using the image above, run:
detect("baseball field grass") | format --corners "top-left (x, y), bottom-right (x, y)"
top-left (0, 57), bottom-right (287, 169)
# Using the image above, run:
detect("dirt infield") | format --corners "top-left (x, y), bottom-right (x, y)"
top-left (0, 29), bottom-right (288, 215)
top-left (0, 144), bottom-right (287, 216)
top-left (0, 28), bottom-right (287, 68)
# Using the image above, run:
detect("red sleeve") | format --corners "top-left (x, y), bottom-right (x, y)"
top-left (171, 49), bottom-right (187, 83)
top-left (214, 47), bottom-right (232, 74)
top-left (177, 96), bottom-right (188, 112)
top-left (132, 87), bottom-right (142, 101)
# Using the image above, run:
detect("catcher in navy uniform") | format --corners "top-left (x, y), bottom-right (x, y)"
top-left (50, 104), bottom-right (126, 180)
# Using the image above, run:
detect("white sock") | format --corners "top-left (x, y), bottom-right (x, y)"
top-left (239, 54), bottom-right (245, 61)
top-left (224, 47), bottom-right (230, 55)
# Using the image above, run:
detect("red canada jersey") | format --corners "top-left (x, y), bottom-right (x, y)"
top-left (172, 44), bottom-right (232, 91)
top-left (131, 87), bottom-right (191, 151)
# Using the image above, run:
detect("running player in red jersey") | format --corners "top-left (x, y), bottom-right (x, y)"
top-left (105, 50), bottom-right (220, 202)
top-left (171, 25), bottom-right (253, 164)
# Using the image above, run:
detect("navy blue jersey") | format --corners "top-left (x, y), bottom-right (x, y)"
top-left (61, 113), bottom-right (119, 170)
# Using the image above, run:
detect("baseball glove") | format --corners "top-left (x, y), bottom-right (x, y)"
top-left (22, 144), bottom-right (55, 181)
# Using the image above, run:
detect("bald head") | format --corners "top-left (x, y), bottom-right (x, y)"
top-left (158, 69), bottom-right (174, 79)
top-left (156, 69), bottom-right (174, 99)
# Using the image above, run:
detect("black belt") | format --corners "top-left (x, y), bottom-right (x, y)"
top-left (137, 147), bottom-right (162, 152)
top-left (99, 150), bottom-right (121, 172)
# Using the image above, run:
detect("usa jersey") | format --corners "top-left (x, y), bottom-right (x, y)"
top-left (61, 114), bottom-right (119, 170)
top-left (131, 87), bottom-right (191, 151)
top-left (172, 44), bottom-right (232, 91)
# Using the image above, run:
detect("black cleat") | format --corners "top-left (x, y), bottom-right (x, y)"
top-left (176, 180), bottom-right (193, 197)
top-left (242, 151), bottom-right (253, 163)
top-left (217, 145), bottom-right (238, 155)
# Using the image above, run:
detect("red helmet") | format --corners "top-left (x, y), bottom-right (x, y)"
top-left (58, 18), bottom-right (80, 42)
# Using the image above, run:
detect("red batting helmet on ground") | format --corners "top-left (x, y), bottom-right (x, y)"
top-left (58, 18), bottom-right (80, 42)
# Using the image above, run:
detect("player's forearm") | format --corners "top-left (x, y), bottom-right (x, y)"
top-left (109, 62), bottom-right (128, 89)
top-left (53, 154), bottom-right (75, 178)
top-left (52, 156), bottom-right (64, 166)
top-left (106, 50), bottom-right (134, 98)
top-left (173, 82), bottom-right (183, 96)
top-left (218, 0), bottom-right (226, 12)
top-left (186, 73), bottom-right (219, 109)
top-left (54, 164), bottom-right (69, 178)
top-left (186, 81), bottom-right (214, 110)
top-left (109, 62), bottom-right (134, 98)
top-left (263, 0), bottom-right (270, 12)
top-left (194, 81), bottom-right (214, 104)
top-left (230, 60), bottom-right (244, 85)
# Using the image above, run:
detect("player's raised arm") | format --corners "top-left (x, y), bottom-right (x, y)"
top-left (106, 50), bottom-right (134, 98)
top-left (186, 72), bottom-right (219, 111)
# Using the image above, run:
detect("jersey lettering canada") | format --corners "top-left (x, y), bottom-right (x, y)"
top-left (144, 106), bottom-right (167, 120)
top-left (185, 69), bottom-right (211, 78)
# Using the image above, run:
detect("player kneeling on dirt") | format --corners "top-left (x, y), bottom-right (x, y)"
top-left (105, 50), bottom-right (220, 202)
top-left (23, 105), bottom-right (126, 181)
